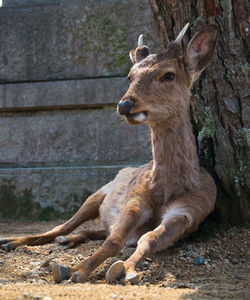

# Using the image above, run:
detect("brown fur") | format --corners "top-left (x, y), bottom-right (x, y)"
top-left (0, 24), bottom-right (218, 284)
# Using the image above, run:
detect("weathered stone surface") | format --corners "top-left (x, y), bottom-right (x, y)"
top-left (0, 77), bottom-right (128, 110)
top-left (0, 0), bottom-right (157, 219)
top-left (2, 0), bottom-right (63, 7)
top-left (0, 0), bottom-right (161, 82)
top-left (0, 109), bottom-right (151, 167)
top-left (0, 165), bottom-right (130, 216)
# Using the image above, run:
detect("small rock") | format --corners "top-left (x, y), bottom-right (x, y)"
top-left (139, 261), bottom-right (149, 270)
top-left (145, 257), bottom-right (153, 262)
top-left (23, 293), bottom-right (29, 298)
top-left (194, 255), bottom-right (204, 265)
top-left (41, 254), bottom-right (57, 268)
top-left (22, 271), bottom-right (37, 278)
top-left (38, 279), bottom-right (46, 284)
top-left (0, 259), bottom-right (3, 264)
top-left (111, 294), bottom-right (118, 298)
top-left (30, 261), bottom-right (40, 266)
top-left (42, 297), bottom-right (52, 300)
top-left (33, 296), bottom-right (41, 299)
top-left (103, 265), bottom-right (109, 272)
top-left (183, 245), bottom-right (191, 251)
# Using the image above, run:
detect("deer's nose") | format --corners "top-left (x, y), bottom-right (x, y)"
top-left (117, 99), bottom-right (135, 115)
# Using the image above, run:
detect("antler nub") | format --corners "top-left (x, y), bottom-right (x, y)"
top-left (175, 23), bottom-right (190, 43)
top-left (138, 34), bottom-right (143, 47)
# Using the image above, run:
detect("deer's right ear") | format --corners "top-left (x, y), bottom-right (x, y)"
top-left (185, 24), bottom-right (218, 82)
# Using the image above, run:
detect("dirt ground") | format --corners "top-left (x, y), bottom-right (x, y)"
top-left (0, 220), bottom-right (249, 300)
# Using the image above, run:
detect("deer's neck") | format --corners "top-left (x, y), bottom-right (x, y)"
top-left (150, 111), bottom-right (200, 200)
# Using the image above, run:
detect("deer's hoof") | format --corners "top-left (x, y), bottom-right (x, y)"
top-left (125, 271), bottom-right (141, 284)
top-left (0, 239), bottom-right (9, 246)
top-left (53, 264), bottom-right (71, 283)
top-left (106, 260), bottom-right (125, 283)
top-left (55, 236), bottom-right (68, 244)
top-left (0, 243), bottom-right (12, 252)
top-left (55, 236), bottom-right (71, 249)
top-left (71, 271), bottom-right (86, 283)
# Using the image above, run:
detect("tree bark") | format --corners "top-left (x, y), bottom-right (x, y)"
top-left (149, 0), bottom-right (249, 223)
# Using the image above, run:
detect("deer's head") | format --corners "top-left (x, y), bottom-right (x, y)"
top-left (118, 24), bottom-right (218, 126)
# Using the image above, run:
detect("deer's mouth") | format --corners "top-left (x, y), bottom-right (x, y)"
top-left (125, 111), bottom-right (148, 124)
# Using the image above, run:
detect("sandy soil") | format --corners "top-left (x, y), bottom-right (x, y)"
top-left (0, 220), bottom-right (249, 300)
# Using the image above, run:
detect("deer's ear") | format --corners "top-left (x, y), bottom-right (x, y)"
top-left (129, 34), bottom-right (150, 65)
top-left (185, 24), bottom-right (218, 82)
top-left (129, 47), bottom-right (150, 64)
top-left (129, 49), bottom-right (136, 64)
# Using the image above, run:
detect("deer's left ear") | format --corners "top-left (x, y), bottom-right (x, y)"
top-left (129, 49), bottom-right (136, 64)
top-left (185, 24), bottom-right (218, 82)
top-left (129, 34), bottom-right (150, 65)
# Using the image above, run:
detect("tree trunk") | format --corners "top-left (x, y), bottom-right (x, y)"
top-left (149, 0), bottom-right (249, 223)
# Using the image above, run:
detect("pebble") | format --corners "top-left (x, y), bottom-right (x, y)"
top-left (33, 296), bottom-right (41, 299)
top-left (194, 255), bottom-right (204, 265)
top-left (111, 294), bottom-right (118, 298)
top-left (183, 245), bottom-right (191, 251)
top-left (0, 259), bottom-right (3, 264)
top-left (38, 279), bottom-right (46, 284)
top-left (41, 254), bottom-right (57, 268)
top-left (140, 261), bottom-right (149, 270)
top-left (30, 261), bottom-right (40, 266)
top-left (145, 257), bottom-right (153, 262)
top-left (42, 297), bottom-right (52, 300)
top-left (22, 271), bottom-right (37, 278)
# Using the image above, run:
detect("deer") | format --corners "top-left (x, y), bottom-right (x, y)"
top-left (0, 23), bottom-right (218, 284)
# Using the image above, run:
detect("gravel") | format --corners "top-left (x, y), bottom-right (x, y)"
top-left (0, 221), bottom-right (249, 300)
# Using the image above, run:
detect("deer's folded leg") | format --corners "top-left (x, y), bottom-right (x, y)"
top-left (56, 230), bottom-right (107, 249)
top-left (0, 187), bottom-right (107, 251)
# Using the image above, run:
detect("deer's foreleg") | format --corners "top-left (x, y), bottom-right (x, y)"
top-left (0, 186), bottom-right (108, 251)
top-left (53, 199), bottom-right (151, 283)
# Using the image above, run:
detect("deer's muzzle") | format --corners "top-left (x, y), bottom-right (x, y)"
top-left (117, 99), bottom-right (135, 115)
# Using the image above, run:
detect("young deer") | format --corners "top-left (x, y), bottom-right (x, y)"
top-left (0, 23), bottom-right (218, 284)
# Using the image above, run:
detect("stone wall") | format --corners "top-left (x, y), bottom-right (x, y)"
top-left (0, 0), bottom-right (161, 219)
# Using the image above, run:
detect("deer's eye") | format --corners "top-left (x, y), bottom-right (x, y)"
top-left (160, 72), bottom-right (175, 82)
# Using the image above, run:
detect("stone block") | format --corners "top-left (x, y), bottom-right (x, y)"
top-left (0, 77), bottom-right (129, 110)
top-left (0, 0), bottom-right (161, 82)
top-left (0, 165), bottom-right (128, 216)
top-left (0, 109), bottom-right (151, 167)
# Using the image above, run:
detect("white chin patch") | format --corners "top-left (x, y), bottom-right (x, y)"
top-left (132, 112), bottom-right (147, 123)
